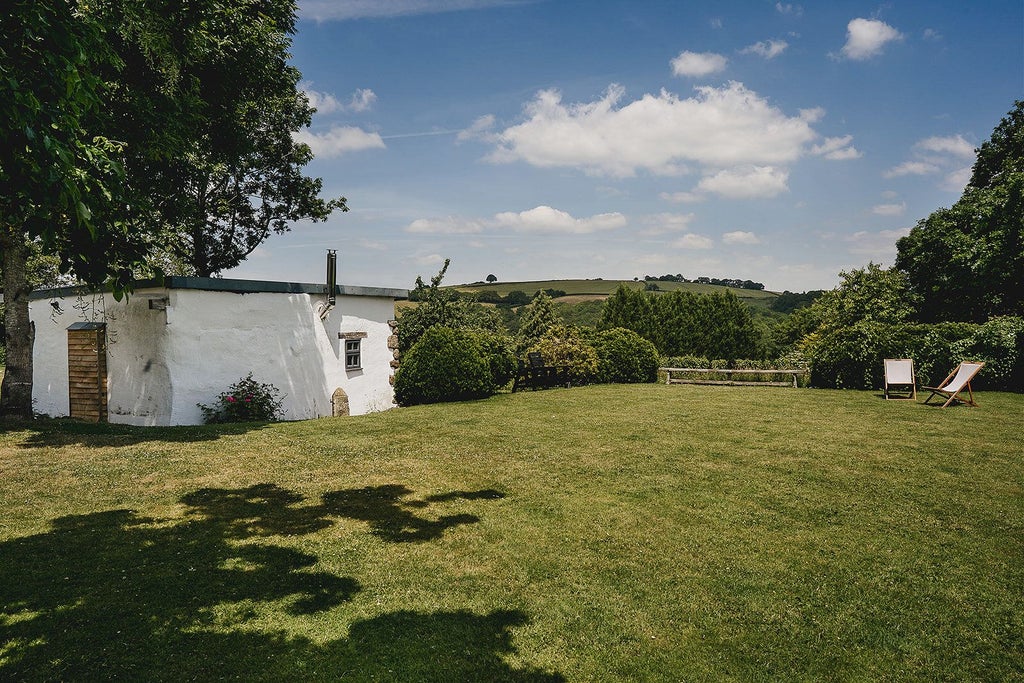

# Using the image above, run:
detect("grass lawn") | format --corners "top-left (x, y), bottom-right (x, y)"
top-left (1, 385), bottom-right (1021, 680)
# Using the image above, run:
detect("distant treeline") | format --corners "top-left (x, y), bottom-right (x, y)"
top-left (769, 290), bottom-right (825, 314)
top-left (410, 288), bottom-right (567, 306)
top-left (642, 274), bottom-right (765, 290)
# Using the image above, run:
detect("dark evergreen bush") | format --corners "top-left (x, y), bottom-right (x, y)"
top-left (593, 328), bottom-right (659, 383)
top-left (394, 327), bottom-right (494, 406)
top-left (469, 329), bottom-right (518, 391)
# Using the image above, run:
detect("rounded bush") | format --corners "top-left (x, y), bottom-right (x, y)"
top-left (468, 329), bottom-right (518, 391)
top-left (394, 327), bottom-right (494, 406)
top-left (593, 328), bottom-right (659, 383)
top-left (529, 325), bottom-right (599, 385)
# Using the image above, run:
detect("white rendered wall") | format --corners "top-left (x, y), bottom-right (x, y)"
top-left (30, 287), bottom-right (397, 425)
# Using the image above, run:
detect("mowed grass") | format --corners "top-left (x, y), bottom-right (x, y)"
top-left (1, 385), bottom-right (1022, 681)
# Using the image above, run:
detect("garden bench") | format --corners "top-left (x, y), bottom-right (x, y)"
top-left (513, 352), bottom-right (570, 391)
top-left (662, 367), bottom-right (807, 388)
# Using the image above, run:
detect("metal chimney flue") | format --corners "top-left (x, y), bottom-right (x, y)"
top-left (326, 249), bottom-right (337, 307)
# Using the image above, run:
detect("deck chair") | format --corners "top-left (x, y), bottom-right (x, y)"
top-left (883, 359), bottom-right (916, 400)
top-left (921, 361), bottom-right (985, 408)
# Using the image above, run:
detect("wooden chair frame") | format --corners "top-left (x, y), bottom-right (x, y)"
top-left (883, 358), bottom-right (916, 400)
top-left (921, 361), bottom-right (985, 408)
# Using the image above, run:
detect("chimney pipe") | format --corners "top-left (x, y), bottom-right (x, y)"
top-left (326, 249), bottom-right (337, 307)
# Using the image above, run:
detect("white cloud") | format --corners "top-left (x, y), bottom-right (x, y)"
top-left (659, 191), bottom-right (705, 204)
top-left (303, 87), bottom-right (343, 115)
top-left (671, 51), bottom-right (728, 77)
top-left (838, 18), bottom-right (903, 60)
top-left (492, 206), bottom-right (627, 234)
top-left (301, 0), bottom-right (524, 21)
top-left (845, 228), bottom-right (911, 259)
top-left (872, 202), bottom-right (906, 216)
top-left (741, 40), bottom-right (789, 59)
top-left (915, 134), bottom-right (975, 159)
top-left (406, 216), bottom-right (484, 234)
top-left (457, 114), bottom-right (497, 143)
top-left (883, 160), bottom-right (940, 178)
top-left (294, 126), bottom-right (386, 158)
top-left (722, 230), bottom-right (761, 245)
top-left (301, 84), bottom-right (377, 114)
top-left (347, 88), bottom-right (378, 112)
top-left (485, 82), bottom-right (818, 178)
top-left (811, 135), bottom-right (861, 160)
top-left (674, 234), bottom-right (714, 249)
top-left (696, 166), bottom-right (790, 199)
top-left (640, 212), bottom-right (697, 235)
top-left (923, 28), bottom-right (943, 41)
top-left (942, 166), bottom-right (972, 193)
top-left (775, 3), bottom-right (802, 16)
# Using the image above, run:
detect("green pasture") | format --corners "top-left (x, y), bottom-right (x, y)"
top-left (454, 278), bottom-right (779, 308)
top-left (1, 385), bottom-right (1021, 680)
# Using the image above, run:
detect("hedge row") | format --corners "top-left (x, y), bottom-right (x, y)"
top-left (806, 316), bottom-right (1024, 391)
top-left (394, 326), bottom-right (659, 406)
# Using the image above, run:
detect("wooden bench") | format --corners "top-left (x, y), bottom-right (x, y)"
top-left (513, 352), bottom-right (570, 391)
top-left (662, 367), bottom-right (807, 388)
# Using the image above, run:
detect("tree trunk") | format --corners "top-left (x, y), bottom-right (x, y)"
top-left (0, 229), bottom-right (35, 418)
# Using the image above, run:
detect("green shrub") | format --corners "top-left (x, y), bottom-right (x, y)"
top-left (469, 329), bottom-right (518, 391)
top-left (805, 317), bottom-right (1024, 390)
top-left (394, 327), bottom-right (494, 406)
top-left (593, 328), bottom-right (659, 383)
top-left (197, 373), bottom-right (284, 423)
top-left (529, 325), bottom-right (599, 385)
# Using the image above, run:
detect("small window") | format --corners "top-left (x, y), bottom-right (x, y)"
top-left (345, 339), bottom-right (361, 370)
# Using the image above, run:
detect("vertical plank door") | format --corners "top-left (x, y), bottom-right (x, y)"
top-left (67, 322), bottom-right (107, 422)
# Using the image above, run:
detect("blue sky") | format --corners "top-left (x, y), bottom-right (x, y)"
top-left (223, 0), bottom-right (1023, 293)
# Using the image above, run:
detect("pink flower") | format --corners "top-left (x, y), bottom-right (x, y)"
top-left (226, 396), bottom-right (237, 403)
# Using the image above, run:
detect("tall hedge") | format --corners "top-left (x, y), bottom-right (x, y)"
top-left (806, 317), bottom-right (1024, 390)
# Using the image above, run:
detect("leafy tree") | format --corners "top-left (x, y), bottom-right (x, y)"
top-left (1, 1), bottom-right (130, 416)
top-left (486, 274), bottom-right (498, 283)
top-left (529, 325), bottom-right (599, 385)
top-left (808, 263), bottom-right (919, 332)
top-left (515, 291), bottom-right (559, 353)
top-left (895, 100), bottom-right (1024, 322)
top-left (100, 0), bottom-right (345, 277)
top-left (396, 259), bottom-right (500, 353)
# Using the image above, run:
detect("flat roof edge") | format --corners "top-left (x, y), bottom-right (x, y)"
top-left (30, 276), bottom-right (408, 300)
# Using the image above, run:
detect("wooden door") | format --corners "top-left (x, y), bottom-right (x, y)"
top-left (67, 322), bottom-right (107, 422)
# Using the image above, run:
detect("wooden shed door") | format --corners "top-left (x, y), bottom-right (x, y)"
top-left (67, 323), bottom-right (108, 422)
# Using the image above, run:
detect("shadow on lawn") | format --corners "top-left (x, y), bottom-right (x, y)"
top-left (0, 484), bottom-right (559, 682)
top-left (6, 417), bottom-right (268, 448)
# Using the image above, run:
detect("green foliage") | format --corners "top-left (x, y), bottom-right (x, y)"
top-left (895, 100), bottom-right (1024, 321)
top-left (592, 328), bottom-right (659, 383)
top-left (469, 330), bottom-right (518, 391)
top-left (805, 317), bottom-right (1024, 390)
top-left (770, 290), bottom-right (826, 314)
top-left (516, 291), bottom-right (560, 353)
top-left (811, 263), bottom-right (918, 331)
top-left (601, 285), bottom-right (760, 360)
top-left (529, 325), bottom-right (599, 385)
top-left (394, 327), bottom-right (495, 406)
top-left (197, 373), bottom-right (284, 423)
top-left (397, 260), bottom-right (501, 354)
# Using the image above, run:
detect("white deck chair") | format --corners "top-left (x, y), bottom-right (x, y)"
top-left (922, 361), bottom-right (985, 408)
top-left (883, 359), bottom-right (916, 400)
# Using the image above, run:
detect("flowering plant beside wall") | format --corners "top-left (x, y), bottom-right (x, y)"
top-left (197, 373), bottom-right (285, 423)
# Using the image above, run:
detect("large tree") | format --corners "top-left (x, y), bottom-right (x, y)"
top-left (895, 101), bottom-right (1024, 322)
top-left (118, 0), bottom-right (345, 276)
top-left (0, 1), bottom-right (132, 417)
top-left (1, 0), bottom-right (341, 417)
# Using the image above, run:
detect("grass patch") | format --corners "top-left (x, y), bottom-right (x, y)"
top-left (1, 386), bottom-right (1022, 680)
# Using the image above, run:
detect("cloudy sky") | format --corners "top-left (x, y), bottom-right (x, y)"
top-left (223, 0), bottom-right (1023, 292)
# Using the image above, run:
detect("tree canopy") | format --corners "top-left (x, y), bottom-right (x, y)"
top-left (895, 100), bottom-right (1023, 322)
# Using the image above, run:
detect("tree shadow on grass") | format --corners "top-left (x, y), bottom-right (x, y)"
top-left (6, 417), bottom-right (270, 448)
top-left (0, 484), bottom-right (559, 681)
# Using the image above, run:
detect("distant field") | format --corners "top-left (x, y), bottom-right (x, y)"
top-left (453, 279), bottom-right (779, 308)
